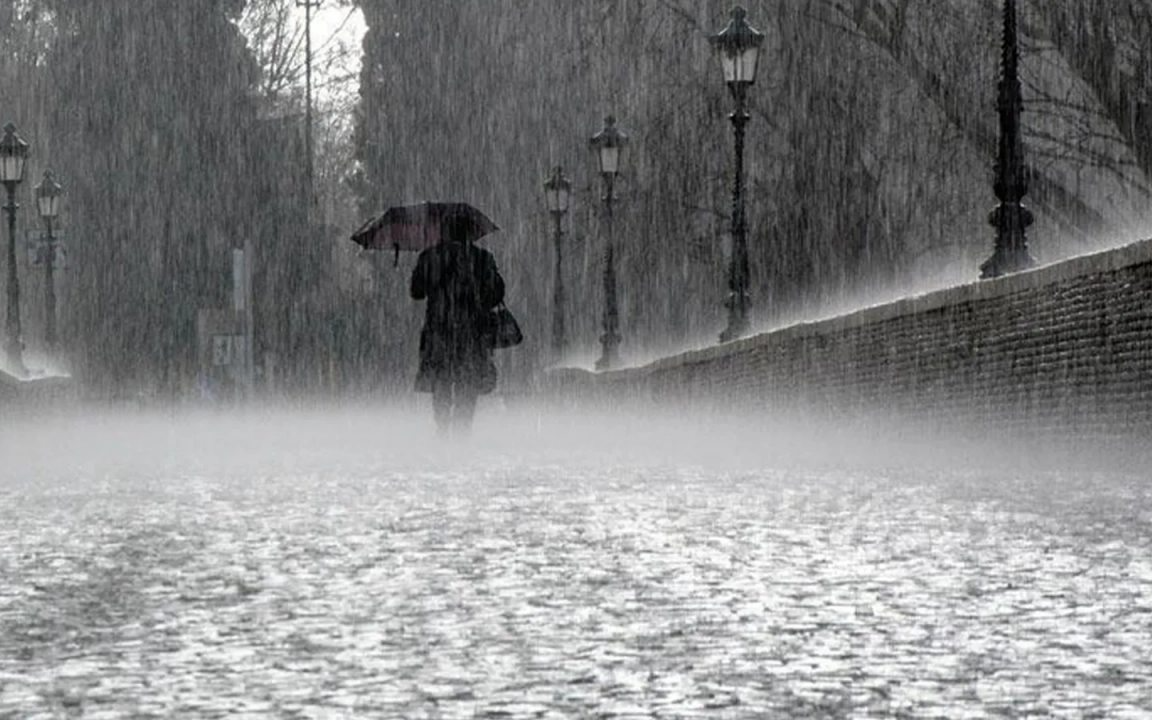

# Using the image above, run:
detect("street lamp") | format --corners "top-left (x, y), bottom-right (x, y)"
top-left (35, 170), bottom-right (62, 351)
top-left (1, 122), bottom-right (29, 374)
top-left (543, 166), bottom-right (571, 359)
top-left (710, 6), bottom-right (764, 343)
top-left (589, 115), bottom-right (628, 371)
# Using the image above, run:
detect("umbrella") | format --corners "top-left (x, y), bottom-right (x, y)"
top-left (351, 201), bottom-right (499, 265)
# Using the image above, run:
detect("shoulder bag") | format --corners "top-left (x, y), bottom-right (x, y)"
top-left (486, 302), bottom-right (523, 349)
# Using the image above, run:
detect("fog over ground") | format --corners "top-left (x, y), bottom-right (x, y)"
top-left (3, 402), bottom-right (1144, 480)
top-left (3, 406), bottom-right (1151, 717)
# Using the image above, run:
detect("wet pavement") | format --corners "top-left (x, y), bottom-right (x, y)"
top-left (1, 409), bottom-right (1151, 718)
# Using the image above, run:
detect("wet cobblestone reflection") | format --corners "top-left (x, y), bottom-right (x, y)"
top-left (1, 412), bottom-right (1151, 717)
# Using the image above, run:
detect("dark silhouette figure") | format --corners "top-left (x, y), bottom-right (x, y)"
top-left (410, 218), bottom-right (505, 434)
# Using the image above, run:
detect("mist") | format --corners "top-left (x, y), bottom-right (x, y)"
top-left (3, 404), bottom-right (1150, 716)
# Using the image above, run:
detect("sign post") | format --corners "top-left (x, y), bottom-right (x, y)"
top-left (232, 243), bottom-right (255, 397)
top-left (196, 243), bottom-right (256, 403)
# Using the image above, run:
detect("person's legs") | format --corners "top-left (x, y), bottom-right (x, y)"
top-left (432, 379), bottom-right (453, 435)
top-left (452, 384), bottom-right (479, 434)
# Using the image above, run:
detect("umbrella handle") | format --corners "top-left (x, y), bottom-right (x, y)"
top-left (393, 244), bottom-right (400, 268)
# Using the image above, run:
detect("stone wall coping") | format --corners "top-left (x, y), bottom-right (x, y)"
top-left (592, 237), bottom-right (1152, 382)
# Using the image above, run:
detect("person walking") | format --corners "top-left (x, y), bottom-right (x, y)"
top-left (410, 214), bottom-right (505, 434)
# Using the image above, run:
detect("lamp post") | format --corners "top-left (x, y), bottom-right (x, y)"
top-left (1, 122), bottom-right (29, 374)
top-left (589, 115), bottom-right (628, 371)
top-left (711, 6), bottom-right (764, 343)
top-left (980, 0), bottom-right (1034, 279)
top-left (35, 171), bottom-right (62, 352)
top-left (296, 0), bottom-right (320, 207)
top-left (543, 166), bottom-right (571, 359)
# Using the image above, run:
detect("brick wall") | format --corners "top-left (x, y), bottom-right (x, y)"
top-left (548, 239), bottom-right (1152, 439)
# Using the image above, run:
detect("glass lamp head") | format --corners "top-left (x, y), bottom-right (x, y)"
top-left (710, 6), bottom-right (765, 86)
top-left (589, 115), bottom-right (629, 177)
top-left (0, 123), bottom-right (30, 185)
top-left (544, 166), bottom-right (572, 214)
top-left (36, 171), bottom-right (63, 220)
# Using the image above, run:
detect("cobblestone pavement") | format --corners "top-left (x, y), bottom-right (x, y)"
top-left (1, 410), bottom-right (1151, 718)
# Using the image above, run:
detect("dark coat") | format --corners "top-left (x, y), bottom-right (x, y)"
top-left (410, 241), bottom-right (505, 393)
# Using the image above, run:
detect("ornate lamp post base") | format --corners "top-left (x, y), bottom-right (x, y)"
top-left (595, 333), bottom-right (621, 371)
top-left (980, 248), bottom-right (1034, 279)
top-left (595, 235), bottom-right (621, 371)
top-left (980, 203), bottom-right (1034, 278)
top-left (719, 294), bottom-right (750, 343)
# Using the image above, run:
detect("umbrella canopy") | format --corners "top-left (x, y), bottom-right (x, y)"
top-left (351, 202), bottom-right (499, 254)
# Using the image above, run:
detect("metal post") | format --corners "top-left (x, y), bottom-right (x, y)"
top-left (244, 238), bottom-right (255, 397)
top-left (596, 175), bottom-right (621, 371)
top-left (981, 0), bottom-right (1034, 279)
top-left (720, 83), bottom-right (751, 343)
top-left (43, 217), bottom-right (56, 351)
top-left (550, 209), bottom-right (566, 359)
top-left (296, 0), bottom-right (318, 207)
top-left (3, 181), bottom-right (23, 374)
